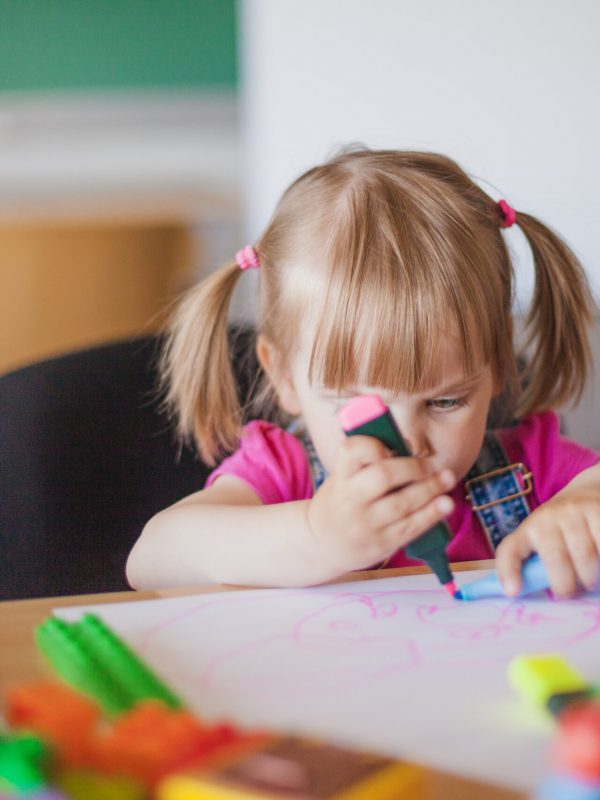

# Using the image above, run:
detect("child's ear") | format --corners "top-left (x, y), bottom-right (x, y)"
top-left (256, 335), bottom-right (302, 416)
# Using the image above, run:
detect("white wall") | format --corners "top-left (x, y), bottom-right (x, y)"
top-left (0, 92), bottom-right (240, 214)
top-left (240, 0), bottom-right (600, 305)
top-left (240, 0), bottom-right (600, 446)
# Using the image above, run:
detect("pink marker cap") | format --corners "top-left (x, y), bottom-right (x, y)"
top-left (338, 394), bottom-right (387, 431)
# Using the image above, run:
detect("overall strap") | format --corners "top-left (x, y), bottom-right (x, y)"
top-left (287, 420), bottom-right (328, 492)
top-left (465, 431), bottom-right (533, 551)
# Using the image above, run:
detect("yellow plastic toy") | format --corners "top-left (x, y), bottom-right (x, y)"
top-left (508, 654), bottom-right (588, 707)
top-left (157, 734), bottom-right (424, 800)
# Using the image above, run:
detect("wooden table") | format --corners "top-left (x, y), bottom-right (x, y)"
top-left (0, 562), bottom-right (525, 799)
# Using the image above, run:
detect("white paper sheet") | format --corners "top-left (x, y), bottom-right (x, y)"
top-left (56, 571), bottom-right (600, 792)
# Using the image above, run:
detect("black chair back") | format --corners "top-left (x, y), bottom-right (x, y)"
top-left (0, 328), bottom-right (258, 599)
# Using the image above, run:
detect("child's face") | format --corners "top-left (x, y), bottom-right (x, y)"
top-left (265, 336), bottom-right (498, 484)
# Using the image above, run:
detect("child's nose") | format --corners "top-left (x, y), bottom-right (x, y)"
top-left (399, 422), bottom-right (432, 459)
top-left (388, 409), bottom-right (432, 458)
top-left (405, 435), bottom-right (432, 459)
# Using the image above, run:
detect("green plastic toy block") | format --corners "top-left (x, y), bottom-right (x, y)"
top-left (36, 613), bottom-right (183, 716)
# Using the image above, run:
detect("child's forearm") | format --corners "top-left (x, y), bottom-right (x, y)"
top-left (557, 462), bottom-right (600, 494)
top-left (126, 499), bottom-right (339, 590)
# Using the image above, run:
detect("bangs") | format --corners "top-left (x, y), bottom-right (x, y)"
top-left (305, 175), bottom-right (504, 394)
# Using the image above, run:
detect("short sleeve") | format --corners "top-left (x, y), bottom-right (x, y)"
top-left (498, 411), bottom-right (600, 505)
top-left (205, 420), bottom-right (313, 504)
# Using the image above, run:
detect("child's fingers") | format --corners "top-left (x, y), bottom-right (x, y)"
top-left (588, 514), bottom-right (600, 589)
top-left (378, 492), bottom-right (455, 550)
top-left (358, 459), bottom-right (442, 502)
top-left (337, 436), bottom-right (434, 491)
top-left (354, 458), bottom-right (446, 505)
top-left (368, 470), bottom-right (455, 528)
top-left (334, 435), bottom-right (396, 479)
top-left (537, 533), bottom-right (578, 597)
top-left (495, 533), bottom-right (536, 596)
top-left (563, 522), bottom-right (600, 591)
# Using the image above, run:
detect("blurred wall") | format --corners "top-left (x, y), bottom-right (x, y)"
top-left (240, 0), bottom-right (599, 446)
top-left (0, 0), bottom-right (237, 92)
top-left (241, 0), bottom-right (599, 302)
top-left (0, 0), bottom-right (241, 372)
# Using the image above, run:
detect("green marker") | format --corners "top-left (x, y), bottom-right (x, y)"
top-left (36, 613), bottom-right (183, 716)
top-left (339, 394), bottom-right (456, 597)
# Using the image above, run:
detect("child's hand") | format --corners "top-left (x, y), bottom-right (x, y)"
top-left (305, 435), bottom-right (455, 574)
top-left (495, 483), bottom-right (600, 598)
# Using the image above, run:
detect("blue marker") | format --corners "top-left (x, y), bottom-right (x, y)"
top-left (455, 554), bottom-right (549, 600)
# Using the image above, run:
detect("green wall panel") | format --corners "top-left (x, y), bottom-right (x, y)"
top-left (0, 0), bottom-right (237, 92)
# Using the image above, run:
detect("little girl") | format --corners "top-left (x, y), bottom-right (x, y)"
top-left (127, 148), bottom-right (600, 598)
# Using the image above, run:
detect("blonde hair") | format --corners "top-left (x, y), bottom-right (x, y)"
top-left (162, 148), bottom-right (594, 465)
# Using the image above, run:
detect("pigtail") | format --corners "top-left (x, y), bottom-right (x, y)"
top-left (515, 213), bottom-right (595, 416)
top-left (160, 260), bottom-right (245, 466)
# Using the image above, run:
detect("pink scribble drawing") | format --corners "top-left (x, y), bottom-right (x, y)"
top-left (135, 584), bottom-right (600, 699)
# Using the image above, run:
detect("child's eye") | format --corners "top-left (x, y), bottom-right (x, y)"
top-left (428, 397), bottom-right (469, 411)
top-left (332, 397), bottom-right (355, 411)
top-left (324, 393), bottom-right (355, 405)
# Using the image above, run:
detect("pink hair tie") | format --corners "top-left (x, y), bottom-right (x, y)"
top-left (235, 245), bottom-right (260, 271)
top-left (498, 199), bottom-right (517, 228)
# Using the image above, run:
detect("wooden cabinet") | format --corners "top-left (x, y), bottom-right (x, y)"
top-left (0, 219), bottom-right (196, 374)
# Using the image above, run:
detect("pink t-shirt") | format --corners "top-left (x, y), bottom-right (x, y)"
top-left (206, 412), bottom-right (599, 567)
